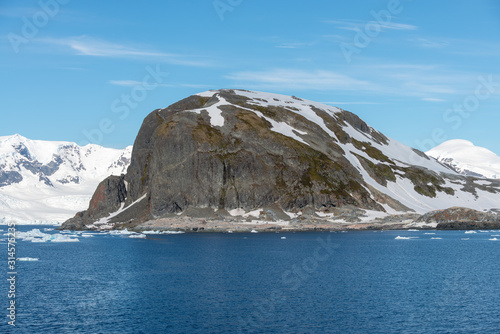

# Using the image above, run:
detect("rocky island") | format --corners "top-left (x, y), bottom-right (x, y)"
top-left (60, 89), bottom-right (500, 232)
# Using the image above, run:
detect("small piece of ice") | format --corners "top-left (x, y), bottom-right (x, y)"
top-left (142, 230), bottom-right (184, 235)
top-left (129, 234), bottom-right (146, 239)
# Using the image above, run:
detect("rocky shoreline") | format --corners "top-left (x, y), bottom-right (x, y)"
top-left (130, 216), bottom-right (411, 234)
top-left (59, 206), bottom-right (500, 233)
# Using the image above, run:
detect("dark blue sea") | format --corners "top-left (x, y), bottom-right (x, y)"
top-left (2, 226), bottom-right (500, 333)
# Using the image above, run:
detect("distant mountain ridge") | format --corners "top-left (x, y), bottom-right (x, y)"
top-left (60, 89), bottom-right (500, 231)
top-left (427, 140), bottom-right (500, 179)
top-left (0, 134), bottom-right (132, 223)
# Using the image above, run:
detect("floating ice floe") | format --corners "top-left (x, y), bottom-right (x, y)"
top-left (17, 257), bottom-right (39, 261)
top-left (109, 229), bottom-right (137, 236)
top-left (431, 237), bottom-right (443, 240)
top-left (489, 238), bottom-right (498, 241)
top-left (281, 236), bottom-right (287, 239)
top-left (50, 235), bottom-right (80, 242)
top-left (465, 231), bottom-right (477, 234)
top-left (15, 229), bottom-right (79, 243)
top-left (424, 233), bottom-right (436, 235)
top-left (129, 234), bottom-right (146, 239)
top-left (142, 230), bottom-right (185, 235)
top-left (461, 238), bottom-right (470, 240)
top-left (395, 236), bottom-right (418, 240)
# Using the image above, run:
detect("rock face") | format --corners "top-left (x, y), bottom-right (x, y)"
top-left (60, 89), bottom-right (500, 230)
top-left (62, 175), bottom-right (127, 229)
top-left (416, 207), bottom-right (500, 230)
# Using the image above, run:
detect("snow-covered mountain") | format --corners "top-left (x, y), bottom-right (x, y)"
top-left (0, 134), bottom-right (132, 224)
top-left (427, 140), bottom-right (500, 179)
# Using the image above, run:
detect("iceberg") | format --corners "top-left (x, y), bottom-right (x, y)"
top-left (15, 229), bottom-right (79, 243)
top-left (17, 257), bottom-right (39, 261)
top-left (129, 234), bottom-right (147, 239)
top-left (142, 230), bottom-right (185, 235)
top-left (109, 229), bottom-right (136, 236)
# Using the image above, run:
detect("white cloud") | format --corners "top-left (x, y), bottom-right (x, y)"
top-left (109, 80), bottom-right (210, 89)
top-left (179, 83), bottom-right (212, 88)
top-left (377, 22), bottom-right (418, 31)
top-left (226, 69), bottom-right (373, 91)
top-left (40, 36), bottom-right (213, 67)
top-left (276, 43), bottom-right (301, 49)
top-left (109, 80), bottom-right (145, 86)
top-left (322, 101), bottom-right (382, 105)
top-left (108, 80), bottom-right (174, 87)
top-left (421, 97), bottom-right (446, 102)
top-left (325, 19), bottom-right (417, 32)
top-left (417, 38), bottom-right (449, 48)
top-left (0, 7), bottom-right (37, 17)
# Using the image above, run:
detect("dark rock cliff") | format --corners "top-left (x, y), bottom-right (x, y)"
top-left (60, 89), bottom-right (500, 230)
top-left (61, 90), bottom-right (390, 229)
top-left (416, 207), bottom-right (500, 229)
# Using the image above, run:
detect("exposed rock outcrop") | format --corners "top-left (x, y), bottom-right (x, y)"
top-left (62, 175), bottom-right (127, 229)
top-left (60, 89), bottom-right (500, 231)
top-left (416, 207), bottom-right (500, 230)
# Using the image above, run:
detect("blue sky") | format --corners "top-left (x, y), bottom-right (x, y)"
top-left (1, 0), bottom-right (499, 154)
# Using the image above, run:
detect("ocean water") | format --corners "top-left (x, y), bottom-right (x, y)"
top-left (2, 226), bottom-right (500, 333)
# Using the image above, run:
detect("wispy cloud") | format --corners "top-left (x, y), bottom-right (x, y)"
top-left (40, 36), bottom-right (214, 67)
top-left (109, 80), bottom-right (172, 87)
top-left (325, 19), bottom-right (417, 32)
top-left (276, 43), bottom-right (302, 49)
top-left (0, 7), bottom-right (37, 18)
top-left (275, 41), bottom-right (317, 49)
top-left (416, 38), bottom-right (449, 48)
top-left (421, 97), bottom-right (446, 102)
top-left (109, 80), bottom-right (211, 89)
top-left (322, 101), bottom-right (382, 105)
top-left (179, 83), bottom-right (213, 89)
top-left (226, 69), bottom-right (373, 91)
top-left (225, 64), bottom-right (495, 103)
